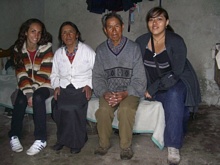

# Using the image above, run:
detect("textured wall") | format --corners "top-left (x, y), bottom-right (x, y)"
top-left (0, 0), bottom-right (220, 105)
top-left (0, 0), bottom-right (44, 48)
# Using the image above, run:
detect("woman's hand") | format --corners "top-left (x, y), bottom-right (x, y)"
top-left (145, 91), bottom-right (152, 99)
top-left (54, 87), bottom-right (60, 100)
top-left (82, 85), bottom-right (92, 100)
top-left (28, 97), bottom-right (33, 107)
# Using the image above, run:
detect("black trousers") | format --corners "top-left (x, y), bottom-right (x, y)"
top-left (8, 87), bottom-right (50, 140)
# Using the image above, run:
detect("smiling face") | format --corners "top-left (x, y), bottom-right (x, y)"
top-left (61, 25), bottom-right (78, 47)
top-left (147, 14), bottom-right (169, 35)
top-left (148, 14), bottom-right (169, 36)
top-left (25, 23), bottom-right (42, 47)
top-left (104, 17), bottom-right (124, 46)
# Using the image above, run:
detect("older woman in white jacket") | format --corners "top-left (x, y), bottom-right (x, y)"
top-left (50, 21), bottom-right (96, 154)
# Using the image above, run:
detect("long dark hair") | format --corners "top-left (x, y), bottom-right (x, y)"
top-left (58, 21), bottom-right (84, 47)
top-left (146, 7), bottom-right (174, 32)
top-left (13, 18), bottom-right (52, 67)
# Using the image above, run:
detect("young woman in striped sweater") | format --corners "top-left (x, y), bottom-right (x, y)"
top-left (8, 18), bottom-right (54, 156)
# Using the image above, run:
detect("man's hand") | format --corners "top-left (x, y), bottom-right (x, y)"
top-left (103, 92), bottom-right (114, 104)
top-left (82, 85), bottom-right (92, 100)
top-left (103, 91), bottom-right (128, 107)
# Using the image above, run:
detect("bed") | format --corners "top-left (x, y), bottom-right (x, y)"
top-left (0, 47), bottom-right (165, 150)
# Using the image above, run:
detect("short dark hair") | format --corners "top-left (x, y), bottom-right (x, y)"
top-left (102, 12), bottom-right (124, 28)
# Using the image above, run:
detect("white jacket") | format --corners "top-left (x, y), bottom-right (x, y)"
top-left (50, 42), bottom-right (96, 89)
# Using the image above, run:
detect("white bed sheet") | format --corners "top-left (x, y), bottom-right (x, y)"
top-left (0, 74), bottom-right (17, 108)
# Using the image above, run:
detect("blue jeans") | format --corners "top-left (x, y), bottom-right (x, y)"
top-left (155, 80), bottom-right (189, 149)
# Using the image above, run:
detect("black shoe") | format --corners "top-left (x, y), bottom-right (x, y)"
top-left (94, 145), bottom-right (111, 156)
top-left (70, 148), bottom-right (81, 154)
top-left (4, 108), bottom-right (12, 119)
top-left (52, 143), bottom-right (64, 151)
top-left (120, 147), bottom-right (133, 160)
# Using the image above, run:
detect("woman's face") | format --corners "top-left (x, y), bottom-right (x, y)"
top-left (104, 17), bottom-right (124, 46)
top-left (148, 13), bottom-right (169, 35)
top-left (61, 25), bottom-right (78, 47)
top-left (25, 23), bottom-right (42, 46)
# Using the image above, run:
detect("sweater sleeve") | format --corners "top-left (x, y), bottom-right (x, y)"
top-left (16, 62), bottom-right (34, 96)
top-left (32, 44), bottom-right (53, 90)
top-left (92, 48), bottom-right (109, 97)
top-left (156, 33), bottom-right (187, 91)
top-left (126, 44), bottom-right (147, 97)
top-left (169, 35), bottom-right (187, 76)
top-left (50, 49), bottom-right (60, 89)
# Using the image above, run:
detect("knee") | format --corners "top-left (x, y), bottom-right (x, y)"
top-left (16, 96), bottom-right (27, 106)
top-left (168, 82), bottom-right (186, 100)
top-left (167, 89), bottom-right (186, 104)
top-left (119, 99), bottom-right (138, 113)
top-left (118, 104), bottom-right (136, 120)
top-left (33, 92), bottom-right (45, 104)
top-left (95, 107), bottom-right (114, 120)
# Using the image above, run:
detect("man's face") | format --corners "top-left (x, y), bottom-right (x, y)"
top-left (104, 17), bottom-right (124, 46)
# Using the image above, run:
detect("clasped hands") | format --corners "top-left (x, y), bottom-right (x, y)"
top-left (103, 91), bottom-right (128, 107)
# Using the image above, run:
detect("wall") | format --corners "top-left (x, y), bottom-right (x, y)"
top-left (0, 0), bottom-right (220, 105)
top-left (0, 0), bottom-right (44, 48)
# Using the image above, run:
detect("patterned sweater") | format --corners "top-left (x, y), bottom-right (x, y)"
top-left (14, 42), bottom-right (53, 98)
top-left (92, 38), bottom-right (147, 98)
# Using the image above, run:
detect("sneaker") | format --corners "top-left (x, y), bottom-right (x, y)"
top-left (94, 145), bottom-right (111, 156)
top-left (120, 147), bottom-right (134, 160)
top-left (167, 147), bottom-right (181, 164)
top-left (10, 136), bottom-right (23, 152)
top-left (26, 140), bottom-right (47, 156)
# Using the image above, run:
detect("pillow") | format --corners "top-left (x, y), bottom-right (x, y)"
top-left (0, 57), bottom-right (15, 75)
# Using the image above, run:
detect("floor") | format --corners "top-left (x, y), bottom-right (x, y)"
top-left (0, 104), bottom-right (220, 165)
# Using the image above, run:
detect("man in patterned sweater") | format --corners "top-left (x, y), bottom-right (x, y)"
top-left (92, 12), bottom-right (147, 160)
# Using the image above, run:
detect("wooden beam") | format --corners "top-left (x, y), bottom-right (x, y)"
top-left (0, 47), bottom-right (12, 58)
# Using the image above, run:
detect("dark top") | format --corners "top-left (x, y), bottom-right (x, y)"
top-left (144, 48), bottom-right (172, 83)
top-left (136, 30), bottom-right (201, 110)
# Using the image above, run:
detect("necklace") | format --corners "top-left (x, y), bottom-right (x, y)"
top-left (153, 34), bottom-right (165, 44)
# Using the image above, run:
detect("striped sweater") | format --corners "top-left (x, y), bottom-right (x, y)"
top-left (14, 42), bottom-right (53, 97)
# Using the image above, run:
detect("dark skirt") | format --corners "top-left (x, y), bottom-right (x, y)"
top-left (54, 85), bottom-right (88, 150)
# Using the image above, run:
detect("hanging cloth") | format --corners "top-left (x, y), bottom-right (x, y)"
top-left (86, 0), bottom-right (105, 14)
top-left (86, 0), bottom-right (135, 14)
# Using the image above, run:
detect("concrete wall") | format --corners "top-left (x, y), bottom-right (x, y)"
top-left (0, 0), bottom-right (220, 105)
top-left (0, 0), bottom-right (44, 48)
